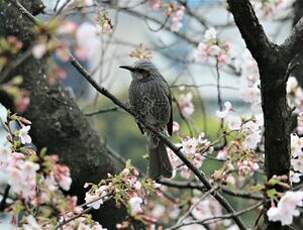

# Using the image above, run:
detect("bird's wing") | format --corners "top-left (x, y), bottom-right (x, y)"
top-left (159, 75), bottom-right (173, 136)
top-left (167, 90), bottom-right (173, 136)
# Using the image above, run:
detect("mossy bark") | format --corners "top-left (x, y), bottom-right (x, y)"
top-left (0, 0), bottom-right (126, 228)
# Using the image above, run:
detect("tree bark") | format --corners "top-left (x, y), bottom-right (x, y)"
top-left (0, 0), bottom-right (126, 228)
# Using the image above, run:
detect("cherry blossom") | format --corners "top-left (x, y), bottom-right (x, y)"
top-left (166, 3), bottom-right (185, 32)
top-left (54, 164), bottom-right (72, 191)
top-left (85, 192), bottom-right (103, 209)
top-left (216, 101), bottom-right (232, 118)
top-left (267, 191), bottom-right (303, 225)
top-left (7, 156), bottom-right (39, 200)
top-left (195, 28), bottom-right (232, 66)
top-left (217, 148), bottom-right (228, 160)
top-left (57, 21), bottom-right (78, 35)
top-left (17, 125), bottom-right (32, 144)
top-left (297, 112), bottom-right (303, 135)
top-left (191, 196), bottom-right (222, 229)
top-left (149, 0), bottom-right (161, 11)
top-left (290, 171), bottom-right (302, 184)
top-left (128, 196), bottom-right (143, 215)
top-left (0, 103), bottom-right (7, 124)
top-left (178, 92), bottom-right (195, 119)
top-left (172, 121), bottom-right (180, 133)
top-left (32, 43), bottom-right (47, 59)
top-left (237, 160), bottom-right (259, 176)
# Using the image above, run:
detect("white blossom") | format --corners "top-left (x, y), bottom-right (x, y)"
top-left (128, 196), bottom-right (143, 215)
top-left (17, 126), bottom-right (32, 144)
top-left (267, 191), bottom-right (303, 225)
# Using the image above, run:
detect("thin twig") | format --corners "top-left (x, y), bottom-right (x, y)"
top-left (175, 186), bottom-right (219, 227)
top-left (55, 195), bottom-right (111, 229)
top-left (85, 106), bottom-right (120, 116)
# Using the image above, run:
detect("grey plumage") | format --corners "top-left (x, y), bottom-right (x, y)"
top-left (120, 60), bottom-right (173, 179)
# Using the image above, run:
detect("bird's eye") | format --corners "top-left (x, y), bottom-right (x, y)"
top-left (138, 69), bottom-right (150, 78)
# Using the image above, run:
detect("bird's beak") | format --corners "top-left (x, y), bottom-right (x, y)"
top-left (119, 65), bottom-right (135, 72)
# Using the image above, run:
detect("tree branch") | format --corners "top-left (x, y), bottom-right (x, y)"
top-left (227, 0), bottom-right (273, 64)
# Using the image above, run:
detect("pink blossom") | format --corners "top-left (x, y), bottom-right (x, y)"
top-left (182, 137), bottom-right (198, 155)
top-left (172, 121), bottom-right (180, 133)
top-left (128, 196), bottom-right (143, 215)
top-left (178, 92), bottom-right (194, 119)
top-left (57, 21), bottom-right (78, 35)
top-left (237, 160), bottom-right (259, 176)
top-left (191, 196), bottom-right (222, 229)
top-left (195, 28), bottom-right (232, 66)
top-left (149, 0), bottom-right (161, 11)
top-left (217, 148), bottom-right (228, 160)
top-left (267, 191), bottom-right (303, 225)
top-left (54, 164), bottom-right (72, 191)
top-left (7, 159), bottom-right (39, 200)
top-left (170, 6), bottom-right (185, 32)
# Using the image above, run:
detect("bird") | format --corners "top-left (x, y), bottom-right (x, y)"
top-left (120, 60), bottom-right (173, 179)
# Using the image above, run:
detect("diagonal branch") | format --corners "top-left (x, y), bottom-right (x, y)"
top-left (227, 0), bottom-right (273, 64)
top-left (70, 45), bottom-right (248, 230)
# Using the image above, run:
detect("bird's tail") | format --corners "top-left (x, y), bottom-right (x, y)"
top-left (147, 134), bottom-right (173, 179)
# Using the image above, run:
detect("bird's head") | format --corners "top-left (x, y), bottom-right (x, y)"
top-left (120, 60), bottom-right (160, 80)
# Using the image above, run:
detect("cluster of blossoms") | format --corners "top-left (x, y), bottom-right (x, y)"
top-left (216, 102), bottom-right (263, 150)
top-left (190, 196), bottom-right (222, 229)
top-left (195, 28), bottom-right (232, 66)
top-left (168, 132), bottom-right (213, 179)
top-left (166, 3), bottom-right (186, 32)
top-left (290, 134), bottom-right (303, 183)
top-left (96, 12), bottom-right (113, 34)
top-left (31, 10), bottom-right (113, 84)
top-left (148, 1), bottom-right (185, 31)
top-left (0, 104), bottom-right (106, 229)
top-left (129, 44), bottom-right (153, 60)
top-left (240, 53), bottom-right (261, 111)
top-left (84, 161), bottom-right (157, 228)
top-left (267, 191), bottom-right (303, 225)
top-left (286, 76), bottom-right (303, 134)
top-left (213, 102), bottom-right (262, 185)
top-left (287, 76), bottom-right (303, 112)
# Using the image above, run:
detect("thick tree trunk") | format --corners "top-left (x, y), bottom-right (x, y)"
top-left (226, 1), bottom-right (293, 229)
top-left (260, 67), bottom-right (291, 180)
top-left (0, 0), bottom-right (126, 228)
